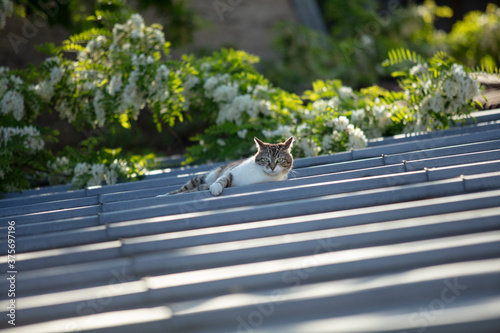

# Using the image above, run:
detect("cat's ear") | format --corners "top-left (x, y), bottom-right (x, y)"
top-left (283, 136), bottom-right (294, 150)
top-left (254, 137), bottom-right (266, 149)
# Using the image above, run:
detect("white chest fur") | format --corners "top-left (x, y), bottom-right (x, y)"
top-left (229, 157), bottom-right (288, 186)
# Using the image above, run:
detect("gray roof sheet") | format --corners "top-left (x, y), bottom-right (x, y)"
top-left (1, 109), bottom-right (500, 332)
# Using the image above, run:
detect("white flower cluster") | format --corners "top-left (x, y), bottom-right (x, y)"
top-left (332, 115), bottom-right (350, 131)
top-left (202, 73), bottom-right (273, 125)
top-left (350, 108), bottom-right (365, 124)
top-left (409, 63), bottom-right (429, 76)
top-left (297, 138), bottom-right (320, 157)
top-left (261, 125), bottom-right (293, 139)
top-left (182, 74), bottom-right (200, 109)
top-left (324, 115), bottom-right (367, 152)
top-left (337, 86), bottom-right (354, 100)
top-left (308, 98), bottom-right (339, 121)
top-left (79, 36), bottom-right (108, 62)
top-left (52, 13), bottom-right (174, 126)
top-left (0, 126), bottom-right (45, 151)
top-left (0, 69), bottom-right (25, 121)
top-left (33, 61), bottom-right (65, 103)
top-left (1, 90), bottom-right (24, 121)
top-left (346, 126), bottom-right (368, 150)
top-left (372, 104), bottom-right (393, 128)
top-left (415, 63), bottom-right (481, 131)
top-left (444, 64), bottom-right (481, 112)
top-left (111, 14), bottom-right (165, 55)
top-left (0, 0), bottom-right (14, 29)
top-left (48, 156), bottom-right (71, 174)
top-left (72, 160), bottom-right (128, 187)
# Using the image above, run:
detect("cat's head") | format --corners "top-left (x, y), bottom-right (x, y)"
top-left (254, 136), bottom-right (294, 176)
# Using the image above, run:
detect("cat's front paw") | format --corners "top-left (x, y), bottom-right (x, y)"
top-left (210, 183), bottom-right (223, 196)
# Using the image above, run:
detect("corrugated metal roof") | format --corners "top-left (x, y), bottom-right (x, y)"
top-left (1, 109), bottom-right (500, 332)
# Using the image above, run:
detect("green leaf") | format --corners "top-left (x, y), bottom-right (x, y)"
top-left (119, 114), bottom-right (131, 129)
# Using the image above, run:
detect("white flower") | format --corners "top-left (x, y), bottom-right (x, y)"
top-left (155, 64), bottom-right (170, 82)
top-left (237, 129), bottom-right (248, 139)
top-left (373, 104), bottom-right (393, 127)
top-left (200, 62), bottom-right (212, 72)
top-left (74, 162), bottom-right (90, 175)
top-left (184, 75), bottom-right (199, 91)
top-left (451, 63), bottom-right (466, 78)
top-left (0, 90), bottom-right (24, 121)
top-left (203, 76), bottom-right (219, 98)
top-left (429, 94), bottom-right (445, 113)
top-left (337, 86), bottom-right (354, 100)
top-left (350, 108), bottom-right (365, 124)
top-left (443, 78), bottom-right (457, 98)
top-left (108, 74), bottom-right (122, 97)
top-left (232, 94), bottom-right (259, 118)
top-left (252, 84), bottom-right (273, 99)
top-left (346, 124), bottom-right (355, 135)
top-left (93, 89), bottom-right (106, 126)
top-left (49, 156), bottom-right (70, 171)
top-left (298, 138), bottom-right (319, 157)
top-left (261, 125), bottom-right (293, 139)
top-left (122, 69), bottom-right (143, 113)
top-left (275, 125), bottom-right (293, 138)
top-left (88, 163), bottom-right (106, 186)
top-left (258, 100), bottom-right (272, 116)
top-left (332, 116), bottom-right (349, 131)
top-left (130, 14), bottom-right (145, 31)
top-left (410, 63), bottom-right (429, 76)
top-left (49, 66), bottom-right (64, 85)
top-left (85, 36), bottom-right (107, 55)
top-left (149, 65), bottom-right (171, 102)
top-left (0, 126), bottom-right (44, 151)
top-left (33, 80), bottom-right (54, 102)
top-left (312, 98), bottom-right (337, 114)
top-left (347, 127), bottom-right (367, 150)
top-left (216, 138), bottom-right (226, 146)
top-left (322, 134), bottom-right (333, 151)
top-left (213, 84), bottom-right (238, 103)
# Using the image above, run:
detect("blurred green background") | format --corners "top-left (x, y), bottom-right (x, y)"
top-left (2, 0), bottom-right (498, 161)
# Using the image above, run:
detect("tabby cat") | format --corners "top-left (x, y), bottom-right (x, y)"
top-left (168, 136), bottom-right (294, 196)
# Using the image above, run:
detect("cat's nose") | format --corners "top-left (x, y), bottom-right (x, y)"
top-left (270, 165), bottom-right (276, 171)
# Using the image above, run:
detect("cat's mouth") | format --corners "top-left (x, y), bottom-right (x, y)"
top-left (264, 168), bottom-right (280, 175)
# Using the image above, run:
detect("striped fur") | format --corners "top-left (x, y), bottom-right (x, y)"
top-left (169, 136), bottom-right (294, 196)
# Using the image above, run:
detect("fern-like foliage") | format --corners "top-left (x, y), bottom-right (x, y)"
top-left (68, 28), bottom-right (112, 44)
top-left (469, 65), bottom-right (500, 75)
top-left (60, 42), bottom-right (86, 53)
top-left (382, 48), bottom-right (425, 68)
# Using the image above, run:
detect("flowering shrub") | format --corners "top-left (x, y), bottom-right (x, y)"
top-left (384, 49), bottom-right (481, 132)
top-left (41, 14), bottom-right (188, 129)
top-left (0, 12), bottom-right (182, 193)
top-left (0, 5), bottom-right (489, 195)
top-left (183, 49), bottom-right (303, 162)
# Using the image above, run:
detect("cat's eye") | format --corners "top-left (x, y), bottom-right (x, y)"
top-left (264, 157), bottom-right (270, 162)
top-left (277, 158), bottom-right (283, 163)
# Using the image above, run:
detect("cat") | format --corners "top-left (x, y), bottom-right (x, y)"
top-left (168, 136), bottom-right (294, 196)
